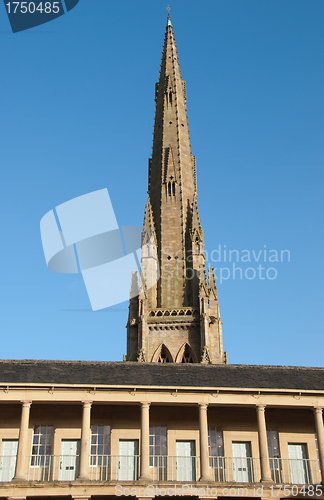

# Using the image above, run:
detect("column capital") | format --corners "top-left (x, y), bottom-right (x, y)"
top-left (314, 407), bottom-right (323, 415)
top-left (81, 401), bottom-right (92, 408)
top-left (198, 403), bottom-right (209, 410)
top-left (141, 402), bottom-right (151, 409)
top-left (256, 404), bottom-right (266, 412)
top-left (20, 401), bottom-right (32, 408)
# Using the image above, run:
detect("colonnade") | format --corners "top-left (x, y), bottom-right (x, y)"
top-left (11, 401), bottom-right (324, 483)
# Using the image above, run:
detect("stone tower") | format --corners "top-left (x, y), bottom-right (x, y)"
top-left (126, 15), bottom-right (226, 365)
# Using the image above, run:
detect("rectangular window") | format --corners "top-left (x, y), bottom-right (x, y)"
top-left (315, 433), bottom-right (321, 472)
top-left (90, 425), bottom-right (110, 466)
top-left (0, 440), bottom-right (18, 481)
top-left (267, 429), bottom-right (281, 482)
top-left (208, 427), bottom-right (224, 456)
top-left (208, 428), bottom-right (224, 481)
top-left (118, 440), bottom-right (139, 481)
top-left (232, 441), bottom-right (253, 483)
top-left (288, 443), bottom-right (310, 484)
top-left (149, 426), bottom-right (167, 480)
top-left (149, 426), bottom-right (167, 461)
top-left (30, 425), bottom-right (53, 467)
top-left (176, 440), bottom-right (196, 482)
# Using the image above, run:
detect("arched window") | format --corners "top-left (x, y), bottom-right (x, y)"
top-left (152, 344), bottom-right (173, 363)
top-left (181, 344), bottom-right (194, 363)
top-left (168, 182), bottom-right (171, 196)
top-left (175, 343), bottom-right (197, 363)
top-left (158, 345), bottom-right (172, 363)
top-left (172, 182), bottom-right (175, 196)
top-left (169, 91), bottom-right (172, 104)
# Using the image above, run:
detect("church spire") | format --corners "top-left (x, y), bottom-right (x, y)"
top-left (126, 17), bottom-right (226, 365)
top-left (149, 14), bottom-right (199, 309)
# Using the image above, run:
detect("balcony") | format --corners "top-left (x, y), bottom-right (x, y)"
top-left (269, 457), bottom-right (321, 486)
top-left (150, 456), bottom-right (200, 482)
top-left (90, 455), bottom-right (140, 481)
top-left (27, 454), bottom-right (80, 481)
top-left (0, 455), bottom-right (315, 485)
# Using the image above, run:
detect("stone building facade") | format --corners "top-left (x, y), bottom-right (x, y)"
top-left (127, 15), bottom-right (225, 366)
top-left (0, 361), bottom-right (324, 500)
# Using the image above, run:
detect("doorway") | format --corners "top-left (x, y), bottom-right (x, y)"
top-left (58, 440), bottom-right (80, 481)
top-left (118, 440), bottom-right (139, 480)
top-left (232, 442), bottom-right (253, 482)
top-left (0, 440), bottom-right (18, 482)
top-left (176, 440), bottom-right (196, 481)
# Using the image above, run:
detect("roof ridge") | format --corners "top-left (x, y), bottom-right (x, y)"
top-left (0, 359), bottom-right (322, 370)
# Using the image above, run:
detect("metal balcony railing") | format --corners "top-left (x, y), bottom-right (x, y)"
top-left (269, 457), bottom-right (321, 485)
top-left (27, 455), bottom-right (80, 481)
top-left (90, 455), bottom-right (139, 481)
top-left (209, 456), bottom-right (260, 483)
top-left (0, 455), bottom-right (17, 482)
top-left (0, 454), bottom-right (318, 485)
top-left (151, 455), bottom-right (200, 482)
top-left (209, 457), bottom-right (321, 485)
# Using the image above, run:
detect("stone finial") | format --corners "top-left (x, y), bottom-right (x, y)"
top-left (208, 267), bottom-right (217, 289)
top-left (137, 348), bottom-right (146, 362)
top-left (201, 346), bottom-right (212, 364)
top-left (129, 271), bottom-right (139, 300)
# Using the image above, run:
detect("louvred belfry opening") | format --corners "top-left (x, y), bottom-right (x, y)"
top-left (126, 14), bottom-right (226, 365)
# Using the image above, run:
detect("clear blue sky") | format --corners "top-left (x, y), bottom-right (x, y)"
top-left (1, 0), bottom-right (323, 366)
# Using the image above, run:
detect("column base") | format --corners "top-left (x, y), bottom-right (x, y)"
top-left (260, 479), bottom-right (275, 485)
top-left (138, 476), bottom-right (152, 481)
top-left (11, 477), bottom-right (28, 483)
top-left (199, 476), bottom-right (214, 483)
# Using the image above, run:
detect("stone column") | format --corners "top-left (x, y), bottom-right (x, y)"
top-left (256, 405), bottom-right (272, 482)
top-left (139, 402), bottom-right (151, 480)
top-left (14, 401), bottom-right (31, 481)
top-left (314, 407), bottom-right (324, 484)
top-left (199, 403), bottom-right (213, 482)
top-left (78, 401), bottom-right (92, 480)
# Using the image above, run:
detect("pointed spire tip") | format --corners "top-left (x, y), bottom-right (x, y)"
top-left (167, 5), bottom-right (172, 26)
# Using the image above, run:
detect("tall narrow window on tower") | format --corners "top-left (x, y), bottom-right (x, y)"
top-left (169, 91), bottom-right (172, 104)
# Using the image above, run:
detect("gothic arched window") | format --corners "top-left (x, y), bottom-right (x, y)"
top-left (158, 345), bottom-right (172, 363)
top-left (169, 91), bottom-right (172, 104)
top-left (152, 344), bottom-right (173, 363)
top-left (181, 344), bottom-right (194, 363)
top-left (175, 343), bottom-right (198, 363)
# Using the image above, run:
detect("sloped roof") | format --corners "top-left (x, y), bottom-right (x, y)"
top-left (0, 360), bottom-right (323, 391)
